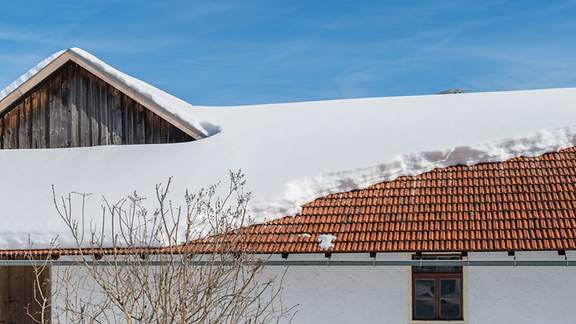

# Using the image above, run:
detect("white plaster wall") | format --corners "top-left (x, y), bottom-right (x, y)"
top-left (265, 251), bottom-right (576, 324)
top-left (467, 251), bottom-right (576, 324)
top-left (262, 253), bottom-right (410, 324)
top-left (51, 251), bottom-right (576, 324)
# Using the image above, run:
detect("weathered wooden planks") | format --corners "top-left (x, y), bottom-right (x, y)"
top-left (110, 88), bottom-right (123, 144)
top-left (0, 266), bottom-right (51, 324)
top-left (0, 61), bottom-right (193, 149)
top-left (48, 72), bottom-right (68, 148)
top-left (31, 92), bottom-right (43, 148)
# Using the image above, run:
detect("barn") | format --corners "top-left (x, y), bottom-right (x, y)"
top-left (1, 48), bottom-right (576, 323)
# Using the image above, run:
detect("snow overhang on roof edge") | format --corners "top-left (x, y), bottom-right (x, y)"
top-left (0, 48), bottom-right (217, 140)
top-left (249, 123), bottom-right (576, 222)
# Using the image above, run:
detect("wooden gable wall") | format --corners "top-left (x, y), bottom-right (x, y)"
top-left (0, 61), bottom-right (193, 149)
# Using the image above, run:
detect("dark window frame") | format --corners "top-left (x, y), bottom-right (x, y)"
top-left (412, 255), bottom-right (464, 321)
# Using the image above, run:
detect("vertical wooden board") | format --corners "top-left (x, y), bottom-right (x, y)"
top-left (62, 71), bottom-right (71, 147)
top-left (89, 76), bottom-right (99, 146)
top-left (150, 114), bottom-right (162, 144)
top-left (6, 109), bottom-right (17, 149)
top-left (83, 72), bottom-right (93, 146)
top-left (105, 85), bottom-right (113, 145)
top-left (165, 120), bottom-right (172, 143)
top-left (24, 97), bottom-right (33, 148)
top-left (105, 86), bottom-right (113, 144)
top-left (59, 66), bottom-right (71, 148)
top-left (94, 80), bottom-right (104, 145)
top-left (133, 103), bottom-right (140, 144)
top-left (108, 89), bottom-right (115, 144)
top-left (105, 83), bottom-right (112, 145)
top-left (69, 65), bottom-right (82, 147)
top-left (159, 118), bottom-right (169, 143)
top-left (78, 73), bottom-right (90, 147)
top-left (8, 106), bottom-right (18, 149)
top-left (14, 103), bottom-right (21, 148)
top-left (2, 113), bottom-right (10, 149)
top-left (111, 89), bottom-right (123, 144)
top-left (131, 99), bottom-right (138, 144)
top-left (63, 64), bottom-right (72, 147)
top-left (68, 63), bottom-right (79, 147)
top-left (120, 94), bottom-right (127, 143)
top-left (16, 103), bottom-right (23, 148)
top-left (48, 76), bottom-right (55, 148)
top-left (49, 73), bottom-right (68, 148)
top-left (168, 127), bottom-right (176, 143)
top-left (135, 103), bottom-right (145, 144)
top-left (48, 76), bottom-right (57, 147)
top-left (92, 79), bottom-right (101, 146)
top-left (125, 97), bottom-right (134, 144)
top-left (129, 98), bottom-right (136, 144)
top-left (144, 109), bottom-right (154, 144)
top-left (97, 82), bottom-right (104, 145)
top-left (27, 98), bottom-right (33, 146)
top-left (31, 92), bottom-right (41, 148)
top-left (41, 88), bottom-right (50, 148)
top-left (19, 99), bottom-right (27, 148)
top-left (99, 82), bottom-right (110, 145)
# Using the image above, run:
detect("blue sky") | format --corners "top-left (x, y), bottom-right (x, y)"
top-left (1, 0), bottom-right (576, 105)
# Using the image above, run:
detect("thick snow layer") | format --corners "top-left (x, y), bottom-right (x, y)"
top-left (2, 51), bottom-right (576, 249)
top-left (0, 48), bottom-right (216, 138)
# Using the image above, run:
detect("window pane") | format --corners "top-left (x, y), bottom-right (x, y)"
top-left (441, 279), bottom-right (461, 298)
top-left (441, 298), bottom-right (461, 320)
top-left (414, 279), bottom-right (435, 298)
top-left (414, 298), bottom-right (435, 319)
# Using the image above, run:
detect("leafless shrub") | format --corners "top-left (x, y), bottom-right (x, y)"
top-left (29, 171), bottom-right (294, 323)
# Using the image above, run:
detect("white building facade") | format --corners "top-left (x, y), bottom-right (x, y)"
top-left (259, 251), bottom-right (576, 324)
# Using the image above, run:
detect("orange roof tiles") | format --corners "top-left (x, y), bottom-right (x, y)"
top-left (193, 147), bottom-right (576, 254)
top-left (0, 247), bottom-right (163, 258)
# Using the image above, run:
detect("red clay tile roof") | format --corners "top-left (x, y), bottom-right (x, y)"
top-left (0, 247), bottom-right (163, 259)
top-left (192, 146), bottom-right (576, 254)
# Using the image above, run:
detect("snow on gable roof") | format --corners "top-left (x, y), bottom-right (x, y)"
top-left (0, 48), bottom-right (217, 139)
top-left (2, 50), bottom-right (576, 250)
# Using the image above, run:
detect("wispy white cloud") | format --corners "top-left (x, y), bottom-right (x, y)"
top-left (0, 52), bottom-right (43, 65)
top-left (0, 26), bottom-right (181, 55)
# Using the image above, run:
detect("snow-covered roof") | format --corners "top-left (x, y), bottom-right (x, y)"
top-left (0, 48), bottom-right (216, 139)
top-left (2, 48), bottom-right (576, 249)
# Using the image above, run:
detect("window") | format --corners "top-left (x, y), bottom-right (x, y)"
top-left (412, 255), bottom-right (463, 321)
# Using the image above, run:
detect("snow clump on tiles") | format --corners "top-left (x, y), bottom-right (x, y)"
top-left (318, 234), bottom-right (337, 250)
